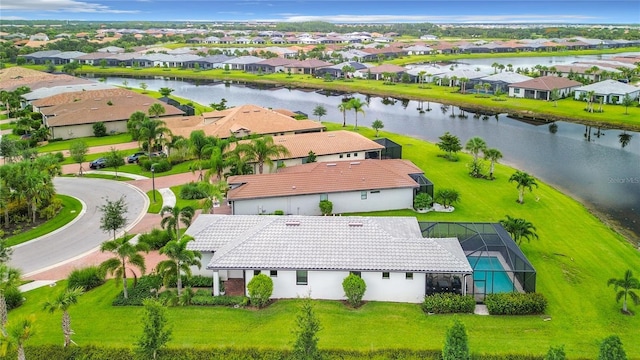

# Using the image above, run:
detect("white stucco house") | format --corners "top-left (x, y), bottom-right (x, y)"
top-left (226, 159), bottom-right (429, 215)
top-left (185, 215), bottom-right (473, 303)
top-left (573, 79), bottom-right (640, 104)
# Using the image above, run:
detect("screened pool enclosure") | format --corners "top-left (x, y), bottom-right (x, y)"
top-left (420, 222), bottom-right (537, 301)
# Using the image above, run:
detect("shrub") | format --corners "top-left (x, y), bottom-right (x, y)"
top-left (166, 275), bottom-right (214, 288)
top-left (4, 286), bottom-right (24, 310)
top-left (273, 210), bottom-right (284, 215)
top-left (319, 200), bottom-right (333, 215)
top-left (342, 273), bottom-right (366, 308)
top-left (422, 293), bottom-right (475, 314)
top-left (53, 151), bottom-right (65, 162)
top-left (93, 122), bottom-right (107, 137)
top-left (112, 274), bottom-right (163, 306)
top-left (191, 294), bottom-right (249, 307)
top-left (413, 192), bottom-right (433, 210)
top-left (484, 292), bottom-right (547, 315)
top-left (179, 182), bottom-right (208, 200)
top-left (139, 159), bottom-right (171, 173)
top-left (247, 274), bottom-right (273, 308)
top-left (138, 228), bottom-right (171, 250)
top-left (67, 266), bottom-right (105, 291)
top-left (545, 345), bottom-right (566, 360)
top-left (442, 319), bottom-right (470, 360)
top-left (598, 335), bottom-right (627, 360)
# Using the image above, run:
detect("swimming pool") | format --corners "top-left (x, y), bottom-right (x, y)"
top-left (467, 256), bottom-right (515, 293)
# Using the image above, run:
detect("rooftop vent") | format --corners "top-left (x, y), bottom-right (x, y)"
top-left (326, 163), bottom-right (336, 167)
top-left (285, 221), bottom-right (301, 226)
top-left (348, 222), bottom-right (363, 227)
top-left (90, 107), bottom-right (98, 110)
top-left (350, 162), bottom-right (360, 165)
top-left (328, 134), bottom-right (335, 137)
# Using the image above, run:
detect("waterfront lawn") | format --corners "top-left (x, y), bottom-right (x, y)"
top-left (37, 133), bottom-right (133, 152)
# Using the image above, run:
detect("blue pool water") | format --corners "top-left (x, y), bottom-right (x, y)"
top-left (467, 256), bottom-right (515, 293)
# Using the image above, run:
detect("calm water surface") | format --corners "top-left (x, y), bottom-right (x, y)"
top-left (104, 76), bottom-right (640, 240)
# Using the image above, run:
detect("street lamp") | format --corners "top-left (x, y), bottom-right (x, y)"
top-left (151, 165), bottom-right (156, 202)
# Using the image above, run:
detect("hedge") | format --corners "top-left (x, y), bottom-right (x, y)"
top-left (484, 292), bottom-right (548, 315)
top-left (422, 293), bottom-right (475, 314)
top-left (67, 266), bottom-right (106, 292)
top-left (191, 294), bottom-right (250, 307)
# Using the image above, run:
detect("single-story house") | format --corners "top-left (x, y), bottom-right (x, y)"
top-left (222, 56), bottom-right (264, 71)
top-left (573, 80), bottom-right (640, 104)
top-left (476, 72), bottom-right (533, 93)
top-left (508, 76), bottom-right (582, 100)
top-left (357, 64), bottom-right (407, 81)
top-left (185, 215), bottom-right (473, 303)
top-left (245, 58), bottom-right (295, 73)
top-left (226, 159), bottom-right (428, 215)
top-left (315, 61), bottom-right (368, 79)
top-left (284, 59), bottom-right (332, 75)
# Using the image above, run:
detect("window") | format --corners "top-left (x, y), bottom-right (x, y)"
top-left (320, 193), bottom-right (328, 201)
top-left (514, 88), bottom-right (521, 94)
top-left (361, 191), bottom-right (367, 200)
top-left (370, 190), bottom-right (380, 194)
top-left (350, 271), bottom-right (361, 277)
top-left (254, 270), bottom-right (261, 276)
top-left (406, 272), bottom-right (414, 280)
top-left (270, 270), bottom-right (278, 277)
top-left (346, 153), bottom-right (351, 158)
top-left (296, 270), bottom-right (308, 285)
top-left (339, 154), bottom-right (343, 158)
top-left (382, 272), bottom-right (390, 279)
top-left (353, 153), bottom-right (358, 157)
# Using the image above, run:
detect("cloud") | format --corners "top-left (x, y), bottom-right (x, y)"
top-left (275, 14), bottom-right (600, 23)
top-left (0, 0), bottom-right (139, 14)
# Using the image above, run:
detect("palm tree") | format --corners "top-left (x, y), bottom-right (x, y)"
top-left (157, 235), bottom-right (202, 296)
top-left (499, 215), bottom-right (539, 245)
top-left (148, 103), bottom-right (166, 119)
top-left (348, 98), bottom-right (367, 129)
top-left (459, 77), bottom-right (469, 94)
top-left (619, 131), bottom-right (632, 148)
top-left (188, 130), bottom-right (215, 180)
top-left (0, 315), bottom-right (35, 360)
top-left (138, 119), bottom-right (171, 157)
top-left (200, 180), bottom-right (228, 214)
top-left (160, 205), bottom-right (195, 240)
top-left (337, 101), bottom-right (351, 127)
top-left (127, 111), bottom-right (148, 144)
top-left (235, 136), bottom-right (290, 174)
top-left (434, 188), bottom-right (460, 209)
top-left (43, 287), bottom-right (84, 347)
top-left (483, 148), bottom-right (503, 180)
top-left (607, 270), bottom-right (640, 313)
top-left (509, 170), bottom-right (538, 204)
top-left (99, 235), bottom-right (150, 299)
top-left (0, 265), bottom-right (21, 336)
top-left (464, 137), bottom-right (487, 162)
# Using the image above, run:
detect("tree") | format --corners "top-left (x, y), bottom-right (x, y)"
top-left (499, 215), bottom-right (539, 245)
top-left (342, 273), bottom-right (366, 308)
top-left (413, 192), bottom-right (432, 210)
top-left (292, 298), bottom-right (322, 360)
top-left (139, 82), bottom-right (148, 93)
top-left (305, 150), bottom-right (317, 164)
top-left (435, 188), bottom-right (460, 209)
top-left (92, 121), bottom-right (107, 137)
top-left (100, 234), bottom-right (150, 300)
top-left (158, 87), bottom-right (174, 97)
top-left (138, 119), bottom-right (171, 157)
top-left (371, 119), bottom-right (384, 137)
top-left (42, 287), bottom-right (84, 347)
top-left (319, 200), bottom-right (332, 215)
top-left (550, 88), bottom-right (560, 107)
top-left (99, 196), bottom-right (129, 240)
top-left (607, 270), bottom-right (639, 313)
top-left (437, 132), bottom-right (462, 161)
top-left (0, 264), bottom-right (21, 336)
top-left (127, 111), bottom-right (148, 142)
top-left (0, 315), bottom-right (35, 360)
top-left (136, 299), bottom-right (171, 360)
top-left (483, 148), bottom-right (503, 180)
top-left (621, 93), bottom-right (634, 115)
top-left (188, 130), bottom-right (215, 180)
top-left (104, 147), bottom-right (125, 179)
top-left (210, 98), bottom-right (228, 111)
top-left (157, 235), bottom-right (202, 296)
top-left (442, 319), bottom-right (470, 360)
top-left (312, 105), bottom-right (327, 121)
top-left (148, 103), bottom-right (166, 119)
top-left (337, 101), bottom-right (351, 127)
top-left (69, 140), bottom-right (88, 176)
top-left (348, 98), bottom-right (367, 129)
top-left (509, 170), bottom-right (538, 204)
top-left (247, 274), bottom-right (273, 308)
top-left (160, 205), bottom-right (195, 240)
top-left (235, 136), bottom-right (290, 174)
top-left (200, 180), bottom-right (227, 214)
top-left (618, 131), bottom-right (632, 148)
top-left (464, 136), bottom-right (486, 162)
top-left (598, 335), bottom-right (627, 360)
top-left (545, 345), bottom-right (566, 360)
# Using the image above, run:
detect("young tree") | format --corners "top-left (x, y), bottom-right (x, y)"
top-left (158, 87), bottom-right (174, 97)
top-left (136, 299), bottom-right (171, 360)
top-left (292, 298), bottom-right (322, 360)
top-left (437, 132), bottom-right (462, 161)
top-left (42, 287), bottom-right (84, 347)
top-left (465, 136), bottom-right (487, 162)
top-left (99, 196), bottom-right (129, 240)
top-left (100, 235), bottom-right (150, 300)
top-left (621, 93), bottom-right (634, 115)
top-left (371, 119), bottom-right (384, 137)
top-left (499, 215), bottom-right (539, 245)
top-left (598, 335), bottom-right (627, 360)
top-left (312, 105), bottom-right (327, 121)
top-left (160, 205), bottom-right (195, 240)
top-left (607, 270), bottom-right (639, 313)
top-left (337, 101), bottom-right (351, 127)
top-left (157, 235), bottom-right (201, 296)
top-left (509, 170), bottom-right (538, 204)
top-left (0, 264), bottom-right (21, 336)
top-left (139, 82), bottom-right (148, 93)
top-left (342, 273), bottom-right (366, 308)
top-left (483, 148), bottom-right (503, 180)
top-left (69, 140), bottom-right (88, 176)
top-left (550, 88), bottom-right (560, 107)
top-left (0, 315), bottom-right (35, 360)
top-left (435, 188), bottom-right (460, 209)
top-left (104, 147), bottom-right (125, 179)
top-left (247, 274), bottom-right (273, 308)
top-left (200, 180), bottom-right (227, 215)
top-left (442, 319), bottom-right (470, 360)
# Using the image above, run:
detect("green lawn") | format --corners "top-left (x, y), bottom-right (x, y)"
top-left (0, 122), bottom-right (13, 130)
top-left (169, 185), bottom-right (203, 210)
top-left (62, 173), bottom-right (134, 181)
top-left (147, 190), bottom-right (163, 213)
top-left (4, 195), bottom-right (82, 246)
top-left (37, 133), bottom-right (133, 153)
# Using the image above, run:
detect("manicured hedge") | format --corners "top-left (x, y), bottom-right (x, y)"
top-left (166, 275), bottom-right (214, 288)
top-left (422, 293), bottom-right (476, 314)
top-left (484, 292), bottom-right (547, 315)
top-left (191, 294), bottom-right (250, 307)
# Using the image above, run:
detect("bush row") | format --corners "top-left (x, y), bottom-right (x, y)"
top-left (191, 294), bottom-right (249, 307)
top-left (166, 275), bottom-right (214, 288)
top-left (484, 293), bottom-right (547, 315)
top-left (422, 293), bottom-right (476, 314)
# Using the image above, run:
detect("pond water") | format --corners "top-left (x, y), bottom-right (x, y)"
top-left (103, 76), bottom-right (640, 240)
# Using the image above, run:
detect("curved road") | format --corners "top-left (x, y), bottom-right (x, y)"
top-left (9, 177), bottom-right (148, 276)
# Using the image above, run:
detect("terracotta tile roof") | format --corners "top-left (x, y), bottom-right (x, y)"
top-left (271, 130), bottom-right (384, 159)
top-left (284, 59), bottom-right (332, 68)
top-left (508, 76), bottom-right (582, 91)
top-left (0, 67), bottom-right (63, 91)
top-left (164, 104), bottom-right (325, 139)
top-left (227, 159), bottom-right (422, 201)
top-left (368, 64), bottom-right (407, 74)
top-left (32, 88), bottom-right (137, 108)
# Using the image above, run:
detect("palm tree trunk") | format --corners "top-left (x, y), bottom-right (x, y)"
top-left (0, 294), bottom-right (6, 336)
top-left (62, 311), bottom-right (72, 347)
top-left (518, 189), bottom-right (524, 204)
top-left (490, 162), bottom-right (495, 180)
top-left (342, 112), bottom-right (346, 127)
top-left (17, 345), bottom-right (25, 360)
top-left (122, 257), bottom-right (129, 299)
top-left (354, 114), bottom-right (358, 129)
top-left (31, 202), bottom-right (37, 223)
top-left (176, 263), bottom-right (182, 296)
top-left (623, 294), bottom-right (628, 312)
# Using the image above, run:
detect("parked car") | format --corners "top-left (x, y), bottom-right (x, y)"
top-left (89, 158), bottom-right (107, 169)
top-left (127, 151), bottom-right (146, 163)
top-left (150, 151), bottom-right (167, 158)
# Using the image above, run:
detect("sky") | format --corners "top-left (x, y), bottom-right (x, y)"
top-left (1, 0), bottom-right (639, 24)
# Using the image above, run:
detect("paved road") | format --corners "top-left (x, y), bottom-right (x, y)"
top-left (9, 177), bottom-right (148, 276)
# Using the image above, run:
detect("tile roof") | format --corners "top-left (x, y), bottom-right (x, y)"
top-left (32, 88), bottom-right (137, 108)
top-left (185, 215), bottom-right (471, 273)
top-left (271, 130), bottom-right (385, 159)
top-left (480, 72), bottom-right (533, 83)
top-left (24, 83), bottom-right (116, 101)
top-left (227, 159), bottom-right (422, 201)
top-left (367, 64), bottom-right (407, 74)
top-left (574, 80), bottom-right (639, 95)
top-left (509, 76), bottom-right (582, 91)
